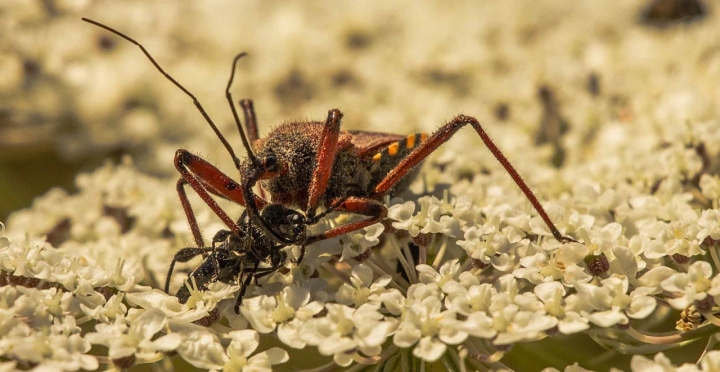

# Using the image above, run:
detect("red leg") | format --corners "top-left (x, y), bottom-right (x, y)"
top-left (239, 99), bottom-right (260, 144)
top-left (372, 115), bottom-right (571, 243)
top-left (305, 109), bottom-right (344, 219)
top-left (305, 196), bottom-right (386, 244)
top-left (176, 179), bottom-right (206, 248)
top-left (175, 149), bottom-right (270, 208)
top-left (175, 149), bottom-right (269, 238)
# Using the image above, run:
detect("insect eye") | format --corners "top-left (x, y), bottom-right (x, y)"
top-left (264, 153), bottom-right (279, 172)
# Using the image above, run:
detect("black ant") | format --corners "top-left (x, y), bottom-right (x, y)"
top-left (168, 204), bottom-right (305, 314)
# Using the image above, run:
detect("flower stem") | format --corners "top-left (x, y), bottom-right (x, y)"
top-left (390, 236), bottom-right (417, 284)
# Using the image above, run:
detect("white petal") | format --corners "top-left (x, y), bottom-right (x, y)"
top-left (637, 267), bottom-right (677, 292)
top-left (588, 310), bottom-right (626, 327)
top-left (352, 264), bottom-right (374, 287)
top-left (227, 329), bottom-right (259, 357)
top-left (264, 347), bottom-right (290, 365)
top-left (413, 336), bottom-right (446, 362)
top-left (393, 323), bottom-right (421, 348)
top-left (627, 294), bottom-right (656, 319)
top-left (333, 350), bottom-right (354, 367)
top-left (557, 312), bottom-right (590, 334)
top-left (150, 333), bottom-right (183, 351)
top-left (277, 320), bottom-right (306, 349)
top-left (134, 308), bottom-right (167, 340)
top-left (610, 246), bottom-right (637, 279)
top-left (380, 290), bottom-right (405, 316)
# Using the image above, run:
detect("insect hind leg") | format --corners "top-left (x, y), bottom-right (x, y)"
top-left (372, 115), bottom-right (574, 243)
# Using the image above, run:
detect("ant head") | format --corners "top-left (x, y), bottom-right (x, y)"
top-left (260, 204), bottom-right (306, 244)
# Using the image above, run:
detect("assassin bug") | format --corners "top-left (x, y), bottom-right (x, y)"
top-left (169, 203), bottom-right (305, 313)
top-left (82, 18), bottom-right (573, 265)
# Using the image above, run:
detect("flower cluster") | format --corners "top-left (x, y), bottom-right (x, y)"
top-left (4, 0), bottom-right (720, 371)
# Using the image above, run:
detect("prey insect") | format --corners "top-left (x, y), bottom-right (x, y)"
top-left (167, 204), bottom-right (305, 313)
top-left (82, 18), bottom-right (573, 270)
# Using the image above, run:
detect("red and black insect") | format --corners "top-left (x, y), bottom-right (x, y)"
top-left (168, 204), bottom-right (305, 313)
top-left (82, 18), bottom-right (573, 269)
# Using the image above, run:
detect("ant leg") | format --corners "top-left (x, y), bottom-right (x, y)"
top-left (294, 194), bottom-right (354, 262)
top-left (239, 99), bottom-right (260, 143)
top-left (250, 266), bottom-right (283, 280)
top-left (305, 109), bottom-right (344, 220)
top-left (372, 115), bottom-right (572, 243)
top-left (296, 243), bottom-right (307, 265)
top-left (164, 247), bottom-right (208, 293)
top-left (234, 261), bottom-right (260, 314)
top-left (304, 196), bottom-right (387, 244)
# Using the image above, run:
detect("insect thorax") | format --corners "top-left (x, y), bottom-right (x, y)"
top-left (257, 122), bottom-right (374, 207)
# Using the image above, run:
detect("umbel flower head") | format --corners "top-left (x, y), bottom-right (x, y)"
top-left (4, 114), bottom-right (720, 372)
top-left (4, 1), bottom-right (720, 371)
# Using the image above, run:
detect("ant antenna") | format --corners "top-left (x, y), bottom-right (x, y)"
top-left (225, 54), bottom-right (260, 167)
top-left (81, 18), bottom-right (246, 169)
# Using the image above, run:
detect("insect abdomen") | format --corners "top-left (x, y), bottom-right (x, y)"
top-left (371, 133), bottom-right (428, 162)
top-left (370, 133), bottom-right (428, 194)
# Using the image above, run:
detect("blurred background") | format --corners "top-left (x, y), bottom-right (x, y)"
top-left (0, 0), bottom-right (717, 369)
top-left (2, 0), bottom-right (717, 223)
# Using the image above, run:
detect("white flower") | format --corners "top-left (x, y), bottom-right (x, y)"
top-left (417, 259), bottom-right (461, 288)
top-left (515, 250), bottom-right (564, 284)
top-left (335, 264), bottom-right (391, 307)
top-left (80, 292), bottom-right (128, 322)
top-left (608, 246), bottom-right (638, 280)
top-left (300, 303), bottom-right (396, 366)
top-left (442, 278), bottom-right (497, 339)
top-left (443, 274), bottom-right (493, 315)
top-left (125, 289), bottom-right (215, 323)
top-left (106, 258), bottom-right (140, 292)
top-left (393, 287), bottom-right (462, 362)
top-left (637, 266), bottom-right (677, 293)
top-left (631, 352), bottom-right (700, 372)
top-left (387, 196), bottom-right (461, 238)
top-left (572, 276), bottom-right (655, 327)
top-left (701, 350), bottom-right (720, 372)
top-left (575, 223), bottom-right (624, 257)
top-left (700, 175), bottom-right (720, 203)
top-left (170, 321), bottom-right (227, 370)
top-left (3, 316), bottom-right (97, 371)
top-left (457, 224), bottom-right (517, 269)
top-left (644, 214), bottom-right (703, 259)
top-left (240, 284), bottom-right (323, 349)
top-left (175, 279), bottom-right (237, 316)
top-left (85, 308), bottom-right (181, 360)
top-left (223, 330), bottom-right (289, 372)
top-left (490, 276), bottom-right (558, 344)
top-left (697, 209), bottom-right (720, 242)
top-left (661, 261), bottom-right (713, 310)
top-left (339, 223), bottom-right (384, 261)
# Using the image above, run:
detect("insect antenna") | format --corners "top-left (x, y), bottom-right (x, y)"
top-left (225, 54), bottom-right (260, 167)
top-left (81, 18), bottom-right (245, 169)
